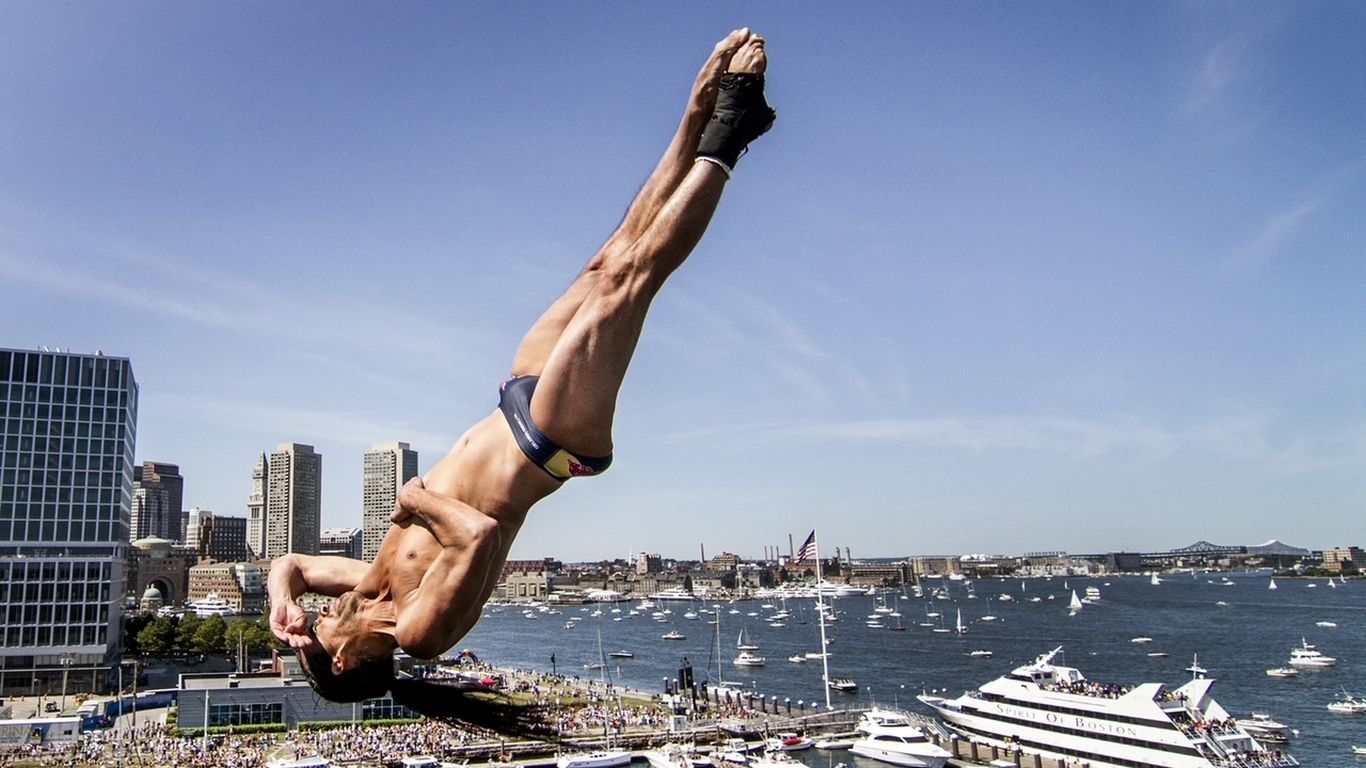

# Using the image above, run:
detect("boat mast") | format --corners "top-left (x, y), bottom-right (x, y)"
top-left (815, 529), bottom-right (832, 709)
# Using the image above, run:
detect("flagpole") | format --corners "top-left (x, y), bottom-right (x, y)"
top-left (814, 530), bottom-right (832, 709)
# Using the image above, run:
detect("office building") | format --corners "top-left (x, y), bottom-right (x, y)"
top-left (0, 347), bottom-right (137, 694)
top-left (129, 461), bottom-right (182, 542)
top-left (362, 442), bottom-right (417, 561)
top-left (320, 527), bottom-right (362, 560)
top-left (194, 511), bottom-right (251, 563)
top-left (262, 443), bottom-right (321, 559)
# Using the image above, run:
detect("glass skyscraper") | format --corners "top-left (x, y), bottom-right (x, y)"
top-left (0, 347), bottom-right (137, 694)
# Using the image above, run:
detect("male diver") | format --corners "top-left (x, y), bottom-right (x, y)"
top-left (267, 28), bottom-right (775, 716)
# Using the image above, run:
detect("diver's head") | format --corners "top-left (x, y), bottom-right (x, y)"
top-left (296, 591), bottom-right (399, 702)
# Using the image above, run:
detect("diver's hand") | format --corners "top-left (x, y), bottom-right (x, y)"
top-left (269, 596), bottom-right (312, 649)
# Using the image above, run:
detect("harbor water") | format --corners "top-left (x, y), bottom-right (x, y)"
top-left (458, 572), bottom-right (1365, 765)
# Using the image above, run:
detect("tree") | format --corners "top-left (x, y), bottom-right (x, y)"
top-left (194, 615), bottom-right (228, 654)
top-left (136, 617), bottom-right (176, 655)
top-left (175, 614), bottom-right (202, 654)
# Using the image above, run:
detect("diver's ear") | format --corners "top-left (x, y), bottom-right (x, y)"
top-left (331, 643), bottom-right (349, 675)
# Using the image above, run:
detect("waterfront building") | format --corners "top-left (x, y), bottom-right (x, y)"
top-left (909, 555), bottom-right (962, 578)
top-left (261, 443), bottom-right (321, 558)
top-left (177, 662), bottom-right (414, 730)
top-left (635, 553), bottom-right (663, 575)
top-left (0, 347), bottom-right (138, 694)
top-left (129, 461), bottom-right (183, 542)
top-left (1321, 546), bottom-right (1363, 573)
top-left (843, 559), bottom-right (910, 587)
top-left (127, 536), bottom-right (195, 608)
top-left (497, 559), bottom-right (556, 602)
top-left (362, 442), bottom-right (418, 562)
top-left (320, 527), bottom-right (362, 560)
top-left (188, 561), bottom-right (266, 614)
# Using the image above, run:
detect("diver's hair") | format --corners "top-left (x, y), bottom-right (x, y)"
top-left (296, 640), bottom-right (556, 740)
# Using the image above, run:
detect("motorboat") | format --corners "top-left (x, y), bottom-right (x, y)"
top-left (733, 651), bottom-right (767, 667)
top-left (662, 630), bottom-right (686, 640)
top-left (608, 650), bottom-right (633, 658)
top-left (766, 733), bottom-right (814, 752)
top-left (1287, 638), bottom-right (1336, 667)
top-left (967, 650), bottom-right (993, 658)
top-left (1327, 691), bottom-right (1366, 714)
top-left (813, 738), bottom-right (854, 750)
top-left (1265, 667), bottom-right (1299, 678)
top-left (642, 744), bottom-right (709, 768)
top-left (787, 654), bottom-right (807, 663)
top-left (848, 708), bottom-right (952, 767)
top-left (828, 677), bottom-right (858, 693)
top-left (918, 646), bottom-right (1298, 768)
top-left (557, 750), bottom-right (633, 768)
top-left (1130, 637), bottom-right (1153, 644)
top-left (1235, 713), bottom-right (1292, 743)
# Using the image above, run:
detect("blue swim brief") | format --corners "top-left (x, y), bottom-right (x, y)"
top-left (498, 376), bottom-right (613, 481)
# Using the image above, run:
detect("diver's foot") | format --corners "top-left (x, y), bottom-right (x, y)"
top-left (696, 35), bottom-right (775, 176)
top-left (689, 29), bottom-right (754, 125)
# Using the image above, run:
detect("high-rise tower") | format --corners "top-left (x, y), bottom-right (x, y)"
top-left (0, 347), bottom-right (138, 693)
top-left (130, 461), bottom-right (182, 541)
top-left (246, 452), bottom-right (267, 557)
top-left (263, 443), bottom-right (321, 558)
top-left (362, 442), bottom-right (418, 561)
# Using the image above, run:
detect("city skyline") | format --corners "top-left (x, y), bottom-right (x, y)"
top-left (3, 5), bottom-right (1364, 560)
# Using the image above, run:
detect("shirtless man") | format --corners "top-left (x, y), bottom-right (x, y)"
top-left (267, 29), bottom-right (775, 704)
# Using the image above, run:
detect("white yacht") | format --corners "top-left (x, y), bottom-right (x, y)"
top-left (1235, 713), bottom-right (1292, 743)
top-left (1327, 691), bottom-right (1366, 714)
top-left (653, 587), bottom-right (696, 602)
top-left (848, 708), bottom-right (952, 767)
top-left (556, 749), bottom-right (633, 768)
top-left (918, 646), bottom-right (1298, 768)
top-left (733, 651), bottom-right (766, 667)
top-left (1287, 638), bottom-right (1336, 667)
top-left (186, 593), bottom-right (236, 618)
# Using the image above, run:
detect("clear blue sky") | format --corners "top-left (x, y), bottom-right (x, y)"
top-left (3, 3), bottom-right (1364, 561)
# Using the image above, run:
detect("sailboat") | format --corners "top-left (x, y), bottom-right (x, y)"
top-left (1269, 577), bottom-right (1278, 590)
top-left (557, 630), bottom-right (632, 768)
top-left (1068, 590), bottom-right (1083, 615)
top-left (954, 608), bottom-right (967, 636)
top-left (1150, 573), bottom-right (1162, 586)
top-left (736, 626), bottom-right (759, 651)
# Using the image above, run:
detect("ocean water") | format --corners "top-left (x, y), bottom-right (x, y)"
top-left (458, 572), bottom-right (1365, 765)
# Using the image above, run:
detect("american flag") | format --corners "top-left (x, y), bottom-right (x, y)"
top-left (792, 530), bottom-right (818, 564)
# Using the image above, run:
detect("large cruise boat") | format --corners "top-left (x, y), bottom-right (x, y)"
top-left (918, 646), bottom-right (1298, 768)
top-left (186, 593), bottom-right (236, 618)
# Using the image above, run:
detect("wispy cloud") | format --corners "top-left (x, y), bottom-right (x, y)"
top-left (1224, 198), bottom-right (1322, 271)
top-left (661, 408), bottom-right (1366, 477)
top-left (0, 209), bottom-right (477, 366)
top-left (156, 392), bottom-right (453, 452)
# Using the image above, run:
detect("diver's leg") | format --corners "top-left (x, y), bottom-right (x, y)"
top-left (509, 30), bottom-right (753, 377)
top-left (529, 35), bottom-right (774, 457)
